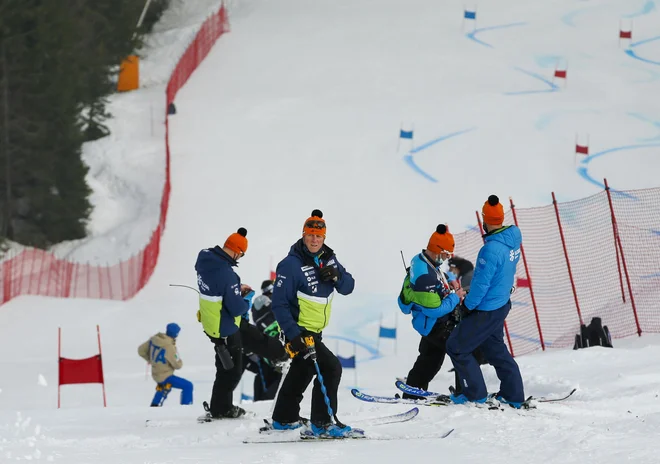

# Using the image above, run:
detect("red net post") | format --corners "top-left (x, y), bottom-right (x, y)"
top-left (604, 179), bottom-right (641, 336)
top-left (58, 325), bottom-right (106, 408)
top-left (552, 192), bottom-right (583, 326)
top-left (510, 197), bottom-right (545, 351)
top-left (2, 256), bottom-right (11, 304)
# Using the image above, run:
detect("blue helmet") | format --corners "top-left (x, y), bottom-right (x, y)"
top-left (166, 323), bottom-right (181, 338)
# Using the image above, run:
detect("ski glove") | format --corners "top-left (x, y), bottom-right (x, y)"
top-left (320, 265), bottom-right (339, 282)
top-left (451, 302), bottom-right (471, 323)
top-left (285, 335), bottom-right (316, 360)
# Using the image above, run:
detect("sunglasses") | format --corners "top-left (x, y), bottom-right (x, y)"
top-left (305, 220), bottom-right (326, 230)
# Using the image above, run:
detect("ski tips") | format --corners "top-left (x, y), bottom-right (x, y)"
top-left (441, 428), bottom-right (455, 439)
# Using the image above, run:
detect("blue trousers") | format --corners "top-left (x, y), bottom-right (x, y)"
top-left (446, 301), bottom-right (524, 403)
top-left (151, 375), bottom-right (194, 406)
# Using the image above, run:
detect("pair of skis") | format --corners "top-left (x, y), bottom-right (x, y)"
top-left (244, 407), bottom-right (455, 443)
top-left (351, 380), bottom-right (577, 408)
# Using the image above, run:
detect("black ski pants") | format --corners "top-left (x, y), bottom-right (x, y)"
top-left (404, 320), bottom-right (452, 398)
top-left (272, 333), bottom-right (342, 425)
top-left (209, 331), bottom-right (243, 417)
top-left (240, 318), bottom-right (286, 362)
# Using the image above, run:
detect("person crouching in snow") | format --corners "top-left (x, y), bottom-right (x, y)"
top-left (138, 323), bottom-right (193, 407)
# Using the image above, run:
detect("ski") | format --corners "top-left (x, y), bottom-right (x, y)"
top-left (535, 388), bottom-right (577, 403)
top-left (197, 400), bottom-right (256, 423)
top-left (243, 428), bottom-right (454, 444)
top-left (397, 381), bottom-right (577, 404)
top-left (351, 388), bottom-right (449, 407)
top-left (395, 380), bottom-right (450, 401)
top-left (355, 406), bottom-right (419, 425)
top-left (259, 407), bottom-right (419, 434)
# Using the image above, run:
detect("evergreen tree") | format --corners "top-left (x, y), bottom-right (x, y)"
top-left (0, 0), bottom-right (171, 249)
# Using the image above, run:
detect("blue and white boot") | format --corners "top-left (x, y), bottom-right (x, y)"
top-left (496, 395), bottom-right (535, 409)
top-left (260, 417), bottom-right (309, 433)
top-left (451, 393), bottom-right (501, 409)
top-left (303, 422), bottom-right (365, 439)
top-left (272, 420), bottom-right (305, 431)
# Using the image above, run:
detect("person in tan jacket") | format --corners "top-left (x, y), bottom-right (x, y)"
top-left (138, 323), bottom-right (193, 407)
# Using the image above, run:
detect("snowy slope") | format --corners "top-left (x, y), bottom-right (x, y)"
top-left (2, 0), bottom-right (660, 462)
top-left (1, 295), bottom-right (660, 463)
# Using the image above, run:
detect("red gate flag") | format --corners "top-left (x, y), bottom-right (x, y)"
top-left (516, 277), bottom-right (531, 288)
top-left (619, 30), bottom-right (632, 39)
top-left (58, 325), bottom-right (107, 408)
top-left (576, 144), bottom-right (589, 155)
top-left (554, 69), bottom-right (567, 79)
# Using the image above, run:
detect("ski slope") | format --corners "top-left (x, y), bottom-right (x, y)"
top-left (2, 0), bottom-right (660, 462)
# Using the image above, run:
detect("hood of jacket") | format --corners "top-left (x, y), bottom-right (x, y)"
top-left (195, 246), bottom-right (237, 273)
top-left (484, 225), bottom-right (522, 249)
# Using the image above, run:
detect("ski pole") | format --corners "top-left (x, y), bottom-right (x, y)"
top-left (268, 359), bottom-right (291, 415)
top-left (304, 336), bottom-right (335, 423)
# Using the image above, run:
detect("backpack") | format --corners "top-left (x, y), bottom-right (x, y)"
top-left (573, 317), bottom-right (613, 349)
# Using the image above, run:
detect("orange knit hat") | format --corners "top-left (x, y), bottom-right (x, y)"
top-left (302, 209), bottom-right (326, 237)
top-left (428, 224), bottom-right (455, 254)
top-left (224, 227), bottom-right (248, 255)
top-left (482, 195), bottom-right (505, 226)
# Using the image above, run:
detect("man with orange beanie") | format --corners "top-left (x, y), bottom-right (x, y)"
top-left (446, 195), bottom-right (526, 408)
top-left (195, 227), bottom-right (255, 421)
top-left (398, 224), bottom-right (466, 399)
top-left (270, 209), bottom-right (356, 438)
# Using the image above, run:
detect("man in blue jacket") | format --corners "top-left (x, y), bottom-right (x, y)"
top-left (195, 227), bottom-right (255, 420)
top-left (270, 210), bottom-right (356, 438)
top-left (398, 224), bottom-right (464, 398)
top-left (447, 195), bottom-right (526, 408)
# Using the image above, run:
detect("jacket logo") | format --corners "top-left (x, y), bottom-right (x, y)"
top-left (301, 266), bottom-right (314, 272)
top-left (510, 249), bottom-right (521, 262)
top-left (197, 274), bottom-right (210, 292)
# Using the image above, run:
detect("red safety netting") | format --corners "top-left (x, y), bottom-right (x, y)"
top-left (454, 186), bottom-right (660, 356)
top-left (0, 4), bottom-right (229, 305)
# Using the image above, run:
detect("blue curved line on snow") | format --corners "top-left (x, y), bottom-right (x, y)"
top-left (466, 22), bottom-right (527, 48)
top-left (505, 67), bottom-right (560, 95)
top-left (628, 112), bottom-right (660, 141)
top-left (324, 335), bottom-right (382, 362)
top-left (403, 128), bottom-right (477, 183)
top-left (624, 0), bottom-right (656, 18)
top-left (561, 7), bottom-right (600, 27)
top-left (626, 49), bottom-right (660, 66)
top-left (630, 35), bottom-right (660, 48)
top-left (577, 143), bottom-right (660, 198)
top-left (403, 155), bottom-right (439, 183)
top-left (625, 36), bottom-right (660, 66)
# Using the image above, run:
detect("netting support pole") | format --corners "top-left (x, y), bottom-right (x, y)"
top-left (97, 325), bottom-right (107, 407)
top-left (552, 192), bottom-right (583, 326)
top-left (509, 198), bottom-right (545, 351)
top-left (604, 179), bottom-right (641, 336)
top-left (477, 211), bottom-right (515, 355)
